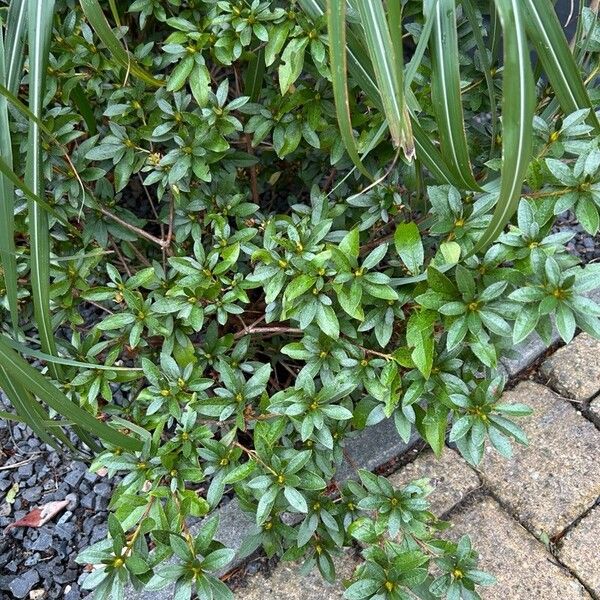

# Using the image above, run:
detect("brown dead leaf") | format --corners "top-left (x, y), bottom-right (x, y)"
top-left (3, 499), bottom-right (69, 533)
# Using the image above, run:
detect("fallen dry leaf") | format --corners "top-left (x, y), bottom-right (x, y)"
top-left (3, 499), bottom-right (69, 533)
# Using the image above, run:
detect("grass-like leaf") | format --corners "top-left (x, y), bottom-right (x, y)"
top-left (5, 0), bottom-right (27, 94)
top-left (26, 0), bottom-right (61, 380)
top-left (425, 0), bottom-right (480, 189)
top-left (462, 0), bottom-right (498, 154)
top-left (523, 0), bottom-right (600, 133)
top-left (0, 26), bottom-right (18, 330)
top-left (355, 0), bottom-right (414, 160)
top-left (474, 0), bottom-right (535, 252)
top-left (327, 0), bottom-right (372, 179)
top-left (0, 336), bottom-right (142, 452)
top-left (78, 0), bottom-right (164, 88)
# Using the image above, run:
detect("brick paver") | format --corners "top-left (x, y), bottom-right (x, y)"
top-left (477, 381), bottom-right (600, 537)
top-left (558, 505), bottom-right (600, 595)
top-left (449, 497), bottom-right (591, 599)
top-left (540, 333), bottom-right (600, 401)
top-left (387, 448), bottom-right (480, 515)
top-left (236, 551), bottom-right (357, 599)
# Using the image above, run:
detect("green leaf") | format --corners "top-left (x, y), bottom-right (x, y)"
top-left (0, 25), bottom-right (18, 330)
top-left (285, 274), bottom-right (316, 302)
top-left (523, 0), bottom-right (599, 133)
top-left (344, 579), bottom-right (382, 600)
top-left (223, 461), bottom-right (257, 484)
top-left (78, 0), bottom-right (164, 87)
top-left (97, 313), bottom-right (136, 330)
top-left (279, 37), bottom-right (308, 94)
top-left (0, 336), bottom-right (141, 451)
top-left (355, 0), bottom-right (414, 159)
top-left (244, 47), bottom-right (265, 102)
top-left (473, 0), bottom-right (535, 252)
top-left (189, 64), bottom-right (211, 106)
top-left (284, 486), bottom-right (308, 513)
top-left (26, 0), bottom-right (61, 380)
top-left (316, 303), bottom-right (340, 339)
top-left (394, 222), bottom-right (424, 275)
top-left (326, 0), bottom-right (372, 179)
top-left (425, 0), bottom-right (480, 190)
top-left (339, 227), bottom-right (360, 260)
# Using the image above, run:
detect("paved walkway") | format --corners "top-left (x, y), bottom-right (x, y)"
top-left (234, 333), bottom-right (600, 599)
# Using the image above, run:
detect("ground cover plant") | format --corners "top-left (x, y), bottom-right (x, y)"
top-left (1, 0), bottom-right (600, 598)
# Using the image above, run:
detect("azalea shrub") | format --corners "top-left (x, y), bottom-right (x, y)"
top-left (1, 1), bottom-right (600, 599)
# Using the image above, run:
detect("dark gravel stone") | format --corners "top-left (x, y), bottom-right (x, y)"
top-left (22, 486), bottom-right (43, 503)
top-left (83, 471), bottom-right (99, 484)
top-left (93, 482), bottom-right (112, 498)
top-left (64, 583), bottom-right (82, 600)
top-left (5, 560), bottom-right (19, 573)
top-left (94, 496), bottom-right (108, 511)
top-left (55, 521), bottom-right (77, 540)
top-left (31, 531), bottom-right (53, 552)
top-left (55, 568), bottom-right (79, 584)
top-left (8, 570), bottom-right (40, 598)
top-left (23, 552), bottom-right (41, 567)
top-left (64, 468), bottom-right (86, 489)
top-left (81, 492), bottom-right (95, 510)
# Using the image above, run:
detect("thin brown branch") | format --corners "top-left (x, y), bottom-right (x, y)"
top-left (233, 326), bottom-right (303, 340)
top-left (98, 206), bottom-right (166, 248)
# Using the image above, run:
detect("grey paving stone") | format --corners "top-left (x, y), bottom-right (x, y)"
top-left (449, 496), bottom-right (591, 600)
top-left (501, 329), bottom-right (560, 377)
top-left (477, 382), bottom-right (600, 538)
top-left (558, 505), bottom-right (600, 595)
top-left (540, 333), bottom-right (600, 401)
top-left (335, 419), bottom-right (419, 482)
top-left (590, 398), bottom-right (600, 423)
top-left (387, 448), bottom-right (480, 516)
top-left (234, 550), bottom-right (358, 599)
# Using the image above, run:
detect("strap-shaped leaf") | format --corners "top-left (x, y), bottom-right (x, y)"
top-left (474, 0), bottom-right (535, 252)
top-left (78, 0), bottom-right (163, 87)
top-left (462, 0), bottom-right (498, 154)
top-left (522, 0), bottom-right (599, 133)
top-left (300, 0), bottom-right (460, 185)
top-left (0, 336), bottom-right (142, 452)
top-left (327, 0), bottom-right (372, 178)
top-left (26, 0), bottom-right (61, 380)
top-left (0, 26), bottom-right (18, 329)
top-left (425, 0), bottom-right (480, 190)
top-left (355, 0), bottom-right (414, 160)
top-left (5, 0), bottom-right (27, 94)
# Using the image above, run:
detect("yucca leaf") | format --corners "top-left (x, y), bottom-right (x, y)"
top-left (474, 0), bottom-right (535, 252)
top-left (0, 25), bottom-right (18, 330)
top-left (0, 365), bottom-right (73, 450)
top-left (0, 155), bottom-right (74, 226)
top-left (26, 0), bottom-right (61, 380)
top-left (405, 0), bottom-right (438, 89)
top-left (0, 336), bottom-right (142, 452)
top-left (5, 0), bottom-right (27, 94)
top-left (462, 0), bottom-right (498, 153)
top-left (300, 0), bottom-right (464, 188)
top-left (522, 0), bottom-right (599, 132)
top-left (327, 0), bottom-right (372, 179)
top-left (355, 0), bottom-right (414, 160)
top-left (4, 338), bottom-right (144, 372)
top-left (78, 0), bottom-right (163, 88)
top-left (425, 0), bottom-right (480, 190)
